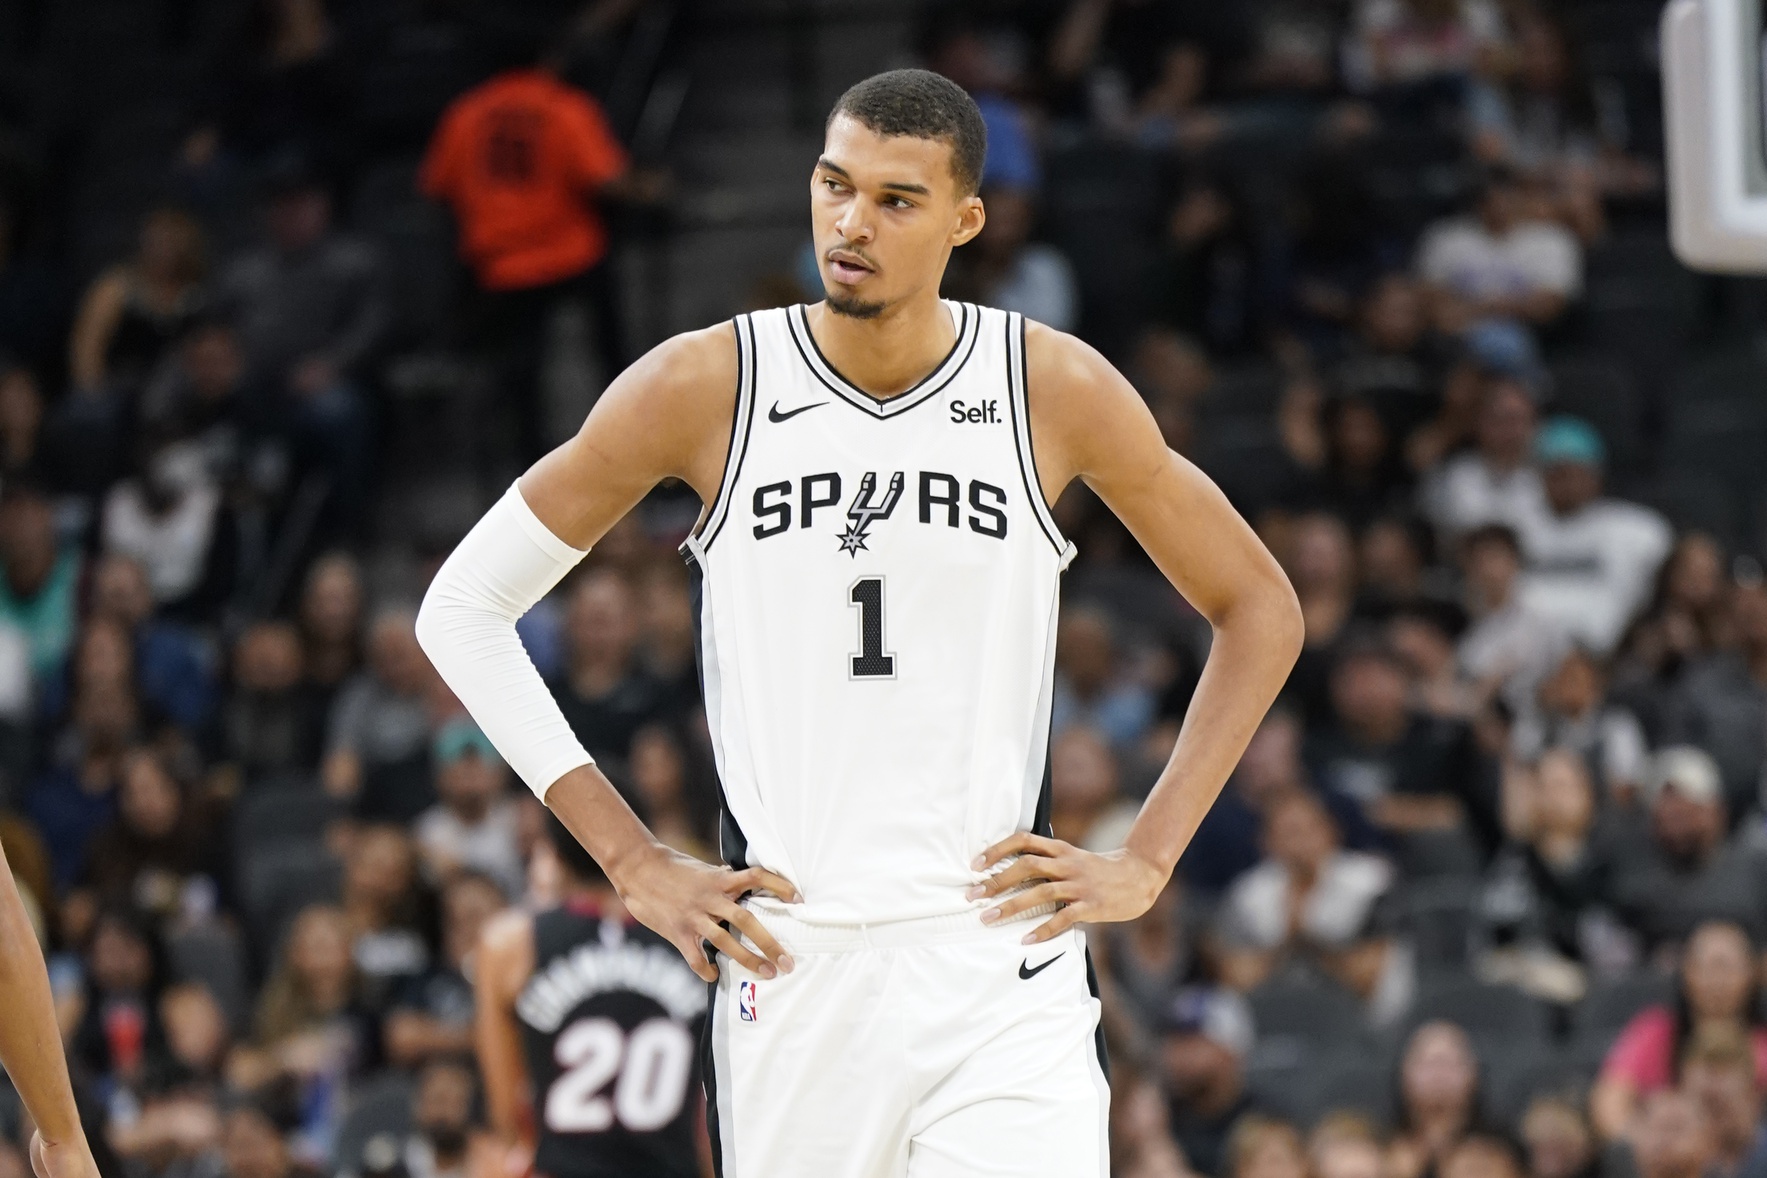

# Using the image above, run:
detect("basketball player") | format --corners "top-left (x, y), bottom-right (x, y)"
top-left (0, 845), bottom-right (101, 1178)
top-left (419, 69), bottom-right (1303, 1176)
top-left (476, 814), bottom-right (708, 1178)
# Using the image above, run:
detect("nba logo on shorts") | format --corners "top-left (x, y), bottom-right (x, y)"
top-left (738, 980), bottom-right (758, 1022)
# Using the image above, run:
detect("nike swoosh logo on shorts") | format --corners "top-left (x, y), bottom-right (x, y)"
top-left (768, 400), bottom-right (826, 423)
top-left (1018, 952), bottom-right (1064, 980)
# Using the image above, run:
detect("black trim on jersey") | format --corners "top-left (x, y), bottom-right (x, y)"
top-left (1083, 945), bottom-right (1112, 1082)
top-left (786, 302), bottom-right (979, 419)
top-left (1004, 313), bottom-right (1068, 557)
top-left (683, 553), bottom-right (752, 872)
top-left (686, 316), bottom-right (759, 555)
top-left (700, 981), bottom-right (726, 1178)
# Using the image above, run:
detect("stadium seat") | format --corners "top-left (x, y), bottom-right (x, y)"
top-left (1571, 972), bottom-right (1675, 1050)
top-left (331, 1074), bottom-right (415, 1173)
top-left (241, 841), bottom-right (343, 962)
top-left (1394, 877), bottom-right (1480, 969)
top-left (167, 924), bottom-right (253, 1038)
top-left (1394, 829), bottom-right (1484, 880)
top-left (1408, 976), bottom-right (1552, 1041)
top-left (232, 785), bottom-right (344, 853)
top-left (1247, 973), bottom-right (1370, 1054)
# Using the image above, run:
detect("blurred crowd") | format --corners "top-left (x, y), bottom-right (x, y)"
top-left (0, 0), bottom-right (1765, 1176)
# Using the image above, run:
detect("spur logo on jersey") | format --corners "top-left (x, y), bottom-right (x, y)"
top-left (751, 471), bottom-right (1009, 545)
top-left (738, 980), bottom-right (758, 1022)
top-left (837, 471), bottom-right (903, 556)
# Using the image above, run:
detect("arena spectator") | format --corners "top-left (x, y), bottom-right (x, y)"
top-left (550, 570), bottom-right (669, 766)
top-left (955, 186), bottom-right (1079, 331)
top-left (1440, 1136), bottom-right (1525, 1178)
top-left (1626, 1090), bottom-right (1716, 1178)
top-left (237, 904), bottom-right (377, 1125)
top-left (1518, 1095), bottom-right (1598, 1178)
top-left (84, 552), bottom-right (216, 734)
top-left (626, 723), bottom-right (714, 862)
top-left (68, 207), bottom-right (208, 398)
top-left (1156, 985), bottom-right (1260, 1178)
top-left (1388, 600), bottom-right (1478, 720)
top-left (1115, 1071), bottom-right (1192, 1178)
top-left (632, 562), bottom-right (701, 719)
top-left (1048, 0), bottom-right (1250, 133)
top-left (1457, 524), bottom-right (1567, 715)
top-left (339, 824), bottom-right (430, 1000)
top-left (99, 439), bottom-right (234, 621)
top-left (1310, 1114), bottom-right (1387, 1178)
top-left (1420, 376), bottom-right (1547, 545)
top-left (1680, 1024), bottom-right (1767, 1178)
top-left (1216, 789), bottom-right (1411, 1023)
top-left (1103, 879), bottom-right (1202, 1035)
top-left (298, 551), bottom-right (364, 712)
top-left (1609, 751), bottom-right (1767, 948)
top-left (1225, 1116), bottom-right (1309, 1178)
top-left (413, 720), bottom-right (522, 897)
top-left (77, 748), bottom-right (220, 926)
top-left (1280, 512), bottom-right (1361, 731)
top-left (1512, 648), bottom-right (1648, 800)
top-left (1307, 637), bottom-right (1492, 845)
top-left (216, 621), bottom-right (326, 784)
top-left (138, 319), bottom-right (271, 491)
top-left (1184, 706), bottom-right (1376, 892)
top-left (27, 686), bottom-right (140, 888)
top-left (1517, 418), bottom-right (1672, 654)
top-left (215, 160), bottom-right (382, 526)
top-left (1592, 920), bottom-right (1767, 1140)
top-left (421, 57), bottom-right (633, 462)
top-left (1051, 605), bottom-right (1157, 752)
top-left (109, 982), bottom-right (229, 1170)
top-left (0, 482), bottom-right (81, 681)
top-left (1665, 581), bottom-right (1767, 813)
top-left (398, 1058), bottom-right (483, 1178)
top-left (1343, 0), bottom-right (1505, 94)
top-left (0, 363), bottom-right (49, 487)
top-left (322, 606), bottom-right (439, 818)
top-left (1388, 1021), bottom-right (1488, 1178)
top-left (1335, 274), bottom-right (1449, 419)
top-left (1417, 168), bottom-right (1582, 333)
top-left (1617, 533), bottom-right (1733, 720)
top-left (382, 871), bottom-right (501, 1070)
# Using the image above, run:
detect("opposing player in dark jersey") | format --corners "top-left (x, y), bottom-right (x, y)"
top-left (476, 816), bottom-right (710, 1178)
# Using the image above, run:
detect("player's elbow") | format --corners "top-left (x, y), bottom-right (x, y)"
top-left (1241, 568), bottom-right (1304, 672)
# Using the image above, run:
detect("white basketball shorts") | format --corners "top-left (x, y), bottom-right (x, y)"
top-left (701, 905), bottom-right (1111, 1178)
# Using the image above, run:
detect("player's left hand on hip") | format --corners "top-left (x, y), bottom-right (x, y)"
top-left (968, 832), bottom-right (1166, 944)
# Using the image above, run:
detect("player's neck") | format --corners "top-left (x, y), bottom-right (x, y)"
top-left (805, 290), bottom-right (956, 400)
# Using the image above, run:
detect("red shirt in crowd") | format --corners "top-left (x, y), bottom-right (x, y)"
top-left (421, 69), bottom-right (629, 292)
top-left (1600, 1005), bottom-right (1767, 1092)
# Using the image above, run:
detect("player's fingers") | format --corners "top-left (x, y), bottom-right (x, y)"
top-left (1023, 906), bottom-right (1079, 945)
top-left (972, 831), bottom-right (1035, 870)
top-left (981, 881), bottom-right (1072, 925)
top-left (723, 904), bottom-right (796, 974)
top-left (727, 866), bottom-right (802, 904)
top-left (703, 922), bottom-right (776, 979)
top-left (673, 934), bottom-right (719, 983)
top-left (966, 854), bottom-right (1059, 898)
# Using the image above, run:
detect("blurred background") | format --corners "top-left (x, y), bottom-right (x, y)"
top-left (0, 0), bottom-right (1763, 1176)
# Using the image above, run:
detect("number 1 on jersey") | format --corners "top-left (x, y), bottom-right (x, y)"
top-left (848, 576), bottom-right (895, 678)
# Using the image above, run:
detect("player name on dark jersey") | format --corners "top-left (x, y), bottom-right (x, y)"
top-left (519, 908), bottom-right (706, 1178)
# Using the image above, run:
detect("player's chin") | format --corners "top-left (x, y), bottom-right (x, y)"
top-left (824, 283), bottom-right (887, 320)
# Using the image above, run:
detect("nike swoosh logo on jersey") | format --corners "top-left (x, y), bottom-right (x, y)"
top-left (768, 400), bottom-right (826, 423)
top-left (1018, 952), bottom-right (1064, 980)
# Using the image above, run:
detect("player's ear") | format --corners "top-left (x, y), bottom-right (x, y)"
top-left (950, 194), bottom-right (985, 248)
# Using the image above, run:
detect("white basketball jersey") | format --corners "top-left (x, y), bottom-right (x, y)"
top-left (680, 302), bottom-right (1076, 925)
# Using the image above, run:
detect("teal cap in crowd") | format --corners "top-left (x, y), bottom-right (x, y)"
top-left (1534, 415), bottom-right (1606, 468)
top-left (434, 718), bottom-right (499, 765)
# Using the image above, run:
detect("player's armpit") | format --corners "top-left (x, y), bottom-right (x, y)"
top-left (519, 323), bottom-right (739, 550)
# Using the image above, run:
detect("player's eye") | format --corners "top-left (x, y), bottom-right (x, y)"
top-left (822, 178), bottom-right (847, 193)
top-left (884, 196), bottom-right (912, 209)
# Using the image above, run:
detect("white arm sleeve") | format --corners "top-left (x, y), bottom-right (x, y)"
top-left (416, 483), bottom-right (593, 800)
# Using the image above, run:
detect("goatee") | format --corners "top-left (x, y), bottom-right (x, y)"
top-left (827, 291), bottom-right (886, 320)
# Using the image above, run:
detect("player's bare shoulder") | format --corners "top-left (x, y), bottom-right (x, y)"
top-left (476, 906), bottom-right (536, 1003)
top-left (1021, 319), bottom-right (1162, 496)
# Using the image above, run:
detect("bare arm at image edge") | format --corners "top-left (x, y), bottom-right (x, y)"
top-left (0, 845), bottom-right (99, 1178)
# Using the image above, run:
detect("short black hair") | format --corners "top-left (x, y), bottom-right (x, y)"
top-left (1462, 523), bottom-right (1522, 560)
top-left (544, 811), bottom-right (608, 886)
top-left (827, 69), bottom-right (987, 195)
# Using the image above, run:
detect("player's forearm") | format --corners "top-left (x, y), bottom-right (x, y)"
top-left (0, 862), bottom-right (84, 1144)
top-left (1123, 588), bottom-right (1303, 875)
top-left (545, 765), bottom-right (667, 884)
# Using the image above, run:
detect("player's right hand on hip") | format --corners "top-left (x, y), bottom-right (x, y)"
top-left (611, 842), bottom-right (799, 983)
top-left (30, 1132), bottom-right (100, 1178)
